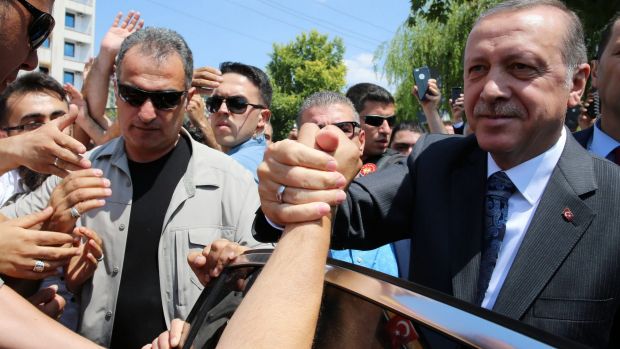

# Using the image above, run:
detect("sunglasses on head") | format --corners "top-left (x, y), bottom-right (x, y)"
top-left (318, 121), bottom-right (360, 139)
top-left (206, 95), bottom-right (266, 114)
top-left (15, 0), bottom-right (55, 50)
top-left (364, 115), bottom-right (396, 127)
top-left (117, 82), bottom-right (187, 110)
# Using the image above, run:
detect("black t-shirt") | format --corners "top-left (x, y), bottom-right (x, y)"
top-left (110, 136), bottom-right (191, 349)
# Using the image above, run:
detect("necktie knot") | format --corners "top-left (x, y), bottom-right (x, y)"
top-left (487, 171), bottom-right (516, 199)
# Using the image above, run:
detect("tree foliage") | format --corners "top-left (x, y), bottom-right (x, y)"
top-left (378, 0), bottom-right (499, 123)
top-left (267, 30), bottom-right (346, 140)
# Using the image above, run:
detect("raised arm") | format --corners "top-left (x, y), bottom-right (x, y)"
top-left (82, 11), bottom-right (143, 122)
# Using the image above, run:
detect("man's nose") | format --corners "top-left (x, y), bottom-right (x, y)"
top-left (138, 99), bottom-right (157, 122)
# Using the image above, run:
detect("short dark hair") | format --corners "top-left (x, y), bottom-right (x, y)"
top-left (0, 72), bottom-right (66, 127)
top-left (596, 14), bottom-right (620, 60)
top-left (388, 121), bottom-right (425, 147)
top-left (345, 83), bottom-right (394, 114)
top-left (116, 27), bottom-right (194, 88)
top-left (220, 62), bottom-right (273, 108)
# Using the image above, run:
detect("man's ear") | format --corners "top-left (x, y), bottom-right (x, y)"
top-left (590, 59), bottom-right (599, 90)
top-left (568, 63), bottom-right (590, 107)
top-left (257, 109), bottom-right (271, 129)
top-left (357, 129), bottom-right (366, 156)
top-left (186, 87), bottom-right (196, 108)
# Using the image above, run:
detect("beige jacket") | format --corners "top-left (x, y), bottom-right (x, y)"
top-left (1, 131), bottom-right (265, 346)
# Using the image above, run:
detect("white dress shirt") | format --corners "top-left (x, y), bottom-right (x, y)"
top-left (0, 169), bottom-right (26, 206)
top-left (586, 119), bottom-right (620, 160)
top-left (481, 128), bottom-right (567, 309)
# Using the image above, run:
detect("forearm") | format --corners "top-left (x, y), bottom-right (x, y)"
top-left (82, 52), bottom-right (115, 122)
top-left (217, 216), bottom-right (332, 348)
top-left (191, 116), bottom-right (222, 151)
top-left (0, 284), bottom-right (103, 349)
top-left (423, 106), bottom-right (447, 134)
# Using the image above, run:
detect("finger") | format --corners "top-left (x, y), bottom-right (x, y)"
top-left (262, 201), bottom-right (331, 225)
top-left (39, 293), bottom-right (66, 318)
top-left (169, 319), bottom-right (185, 347)
top-left (65, 188), bottom-right (111, 209)
top-left (28, 285), bottom-right (58, 305)
top-left (261, 139), bottom-right (337, 171)
top-left (111, 12), bottom-right (122, 27)
top-left (58, 168), bottom-right (106, 189)
top-left (120, 10), bottom-right (134, 27)
top-left (74, 226), bottom-right (103, 247)
top-left (32, 245), bottom-right (79, 260)
top-left (260, 159), bottom-right (345, 191)
top-left (128, 12), bottom-right (141, 30)
top-left (136, 19), bottom-right (145, 31)
top-left (5, 207), bottom-right (53, 228)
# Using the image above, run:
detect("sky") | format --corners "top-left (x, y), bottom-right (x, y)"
top-left (94, 0), bottom-right (411, 91)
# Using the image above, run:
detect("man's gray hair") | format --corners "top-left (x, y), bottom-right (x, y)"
top-left (297, 91), bottom-right (360, 127)
top-left (477, 0), bottom-right (587, 86)
top-left (115, 27), bottom-right (194, 88)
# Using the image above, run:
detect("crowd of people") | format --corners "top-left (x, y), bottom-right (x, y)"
top-left (0, 0), bottom-right (619, 348)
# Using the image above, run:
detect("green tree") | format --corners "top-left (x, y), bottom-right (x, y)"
top-left (377, 0), bottom-right (499, 123)
top-left (267, 30), bottom-right (347, 140)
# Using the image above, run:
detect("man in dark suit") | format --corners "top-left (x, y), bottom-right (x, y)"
top-left (573, 14), bottom-right (620, 164)
top-left (254, 1), bottom-right (620, 347)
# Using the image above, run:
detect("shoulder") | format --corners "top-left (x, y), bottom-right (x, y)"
top-left (190, 139), bottom-right (256, 185)
top-left (571, 127), bottom-right (593, 148)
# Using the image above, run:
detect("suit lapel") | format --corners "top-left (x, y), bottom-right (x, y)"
top-left (451, 140), bottom-right (487, 303)
top-left (492, 134), bottom-right (597, 319)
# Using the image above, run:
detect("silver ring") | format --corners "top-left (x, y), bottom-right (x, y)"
top-left (70, 206), bottom-right (81, 219)
top-left (53, 157), bottom-right (59, 167)
top-left (33, 260), bottom-right (45, 273)
top-left (96, 254), bottom-right (104, 262)
top-left (276, 185), bottom-right (286, 203)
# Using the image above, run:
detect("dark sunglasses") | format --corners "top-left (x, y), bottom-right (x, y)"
top-left (117, 82), bottom-right (187, 110)
top-left (318, 121), bottom-right (360, 139)
top-left (364, 115), bottom-right (396, 127)
top-left (15, 0), bottom-right (55, 50)
top-left (206, 95), bottom-right (266, 114)
top-left (2, 122), bottom-right (45, 132)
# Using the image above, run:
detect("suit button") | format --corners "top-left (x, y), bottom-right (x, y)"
top-left (105, 311), bottom-right (113, 320)
top-left (126, 180), bottom-right (131, 187)
top-left (119, 224), bottom-right (125, 231)
top-left (112, 267), bottom-right (119, 276)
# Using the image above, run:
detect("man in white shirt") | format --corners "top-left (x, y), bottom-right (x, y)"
top-left (253, 1), bottom-right (620, 347)
top-left (573, 14), bottom-right (620, 163)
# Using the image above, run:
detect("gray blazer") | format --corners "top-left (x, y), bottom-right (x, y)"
top-left (330, 132), bottom-right (620, 348)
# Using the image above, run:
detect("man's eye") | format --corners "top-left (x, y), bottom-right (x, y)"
top-left (468, 65), bottom-right (487, 75)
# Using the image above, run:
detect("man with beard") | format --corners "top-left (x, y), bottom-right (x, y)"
top-left (0, 72), bottom-right (68, 204)
top-left (254, 0), bottom-right (620, 347)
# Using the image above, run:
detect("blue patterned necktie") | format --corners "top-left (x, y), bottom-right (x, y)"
top-left (476, 171), bottom-right (516, 306)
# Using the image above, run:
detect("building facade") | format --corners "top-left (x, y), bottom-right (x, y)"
top-left (37, 0), bottom-right (96, 89)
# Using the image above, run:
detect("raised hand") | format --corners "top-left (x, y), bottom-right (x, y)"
top-left (0, 208), bottom-right (79, 280)
top-left (44, 168), bottom-right (111, 234)
top-left (187, 239), bottom-right (249, 286)
top-left (65, 226), bottom-right (104, 293)
top-left (100, 11), bottom-right (144, 56)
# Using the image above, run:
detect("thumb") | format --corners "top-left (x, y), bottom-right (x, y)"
top-left (53, 105), bottom-right (79, 131)
top-left (5, 207), bottom-right (53, 228)
top-left (315, 126), bottom-right (341, 153)
top-left (28, 284), bottom-right (58, 305)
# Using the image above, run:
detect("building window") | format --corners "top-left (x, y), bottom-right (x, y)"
top-left (39, 66), bottom-right (49, 74)
top-left (64, 42), bottom-right (75, 57)
top-left (42, 38), bottom-right (50, 48)
top-left (65, 13), bottom-right (76, 28)
top-left (64, 71), bottom-right (75, 85)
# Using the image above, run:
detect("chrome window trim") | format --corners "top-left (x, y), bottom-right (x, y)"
top-left (227, 250), bottom-right (557, 349)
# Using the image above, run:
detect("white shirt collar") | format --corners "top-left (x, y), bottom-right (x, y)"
top-left (590, 118), bottom-right (620, 158)
top-left (487, 127), bottom-right (566, 205)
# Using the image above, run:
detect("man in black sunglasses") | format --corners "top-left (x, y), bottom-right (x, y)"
top-left (346, 83), bottom-right (402, 171)
top-left (207, 62), bottom-right (272, 182)
top-left (2, 27), bottom-right (266, 348)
